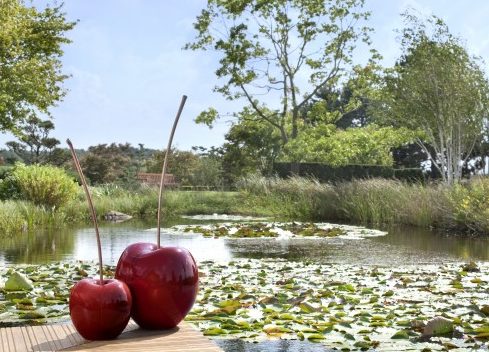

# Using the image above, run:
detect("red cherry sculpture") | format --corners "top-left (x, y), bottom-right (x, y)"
top-left (115, 243), bottom-right (198, 329)
top-left (69, 278), bottom-right (132, 340)
top-left (67, 139), bottom-right (132, 340)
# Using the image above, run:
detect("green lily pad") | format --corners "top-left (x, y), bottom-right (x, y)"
top-left (391, 330), bottom-right (410, 339)
top-left (423, 316), bottom-right (454, 337)
top-left (5, 272), bottom-right (33, 291)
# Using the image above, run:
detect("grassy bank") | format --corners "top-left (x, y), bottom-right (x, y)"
top-left (0, 185), bottom-right (257, 236)
top-left (1, 176), bottom-right (488, 236)
top-left (238, 175), bottom-right (489, 234)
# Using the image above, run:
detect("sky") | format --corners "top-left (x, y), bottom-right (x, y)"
top-left (3, 0), bottom-right (489, 151)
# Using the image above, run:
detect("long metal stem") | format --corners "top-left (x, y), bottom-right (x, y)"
top-left (157, 95), bottom-right (187, 248)
top-left (67, 139), bottom-right (104, 285)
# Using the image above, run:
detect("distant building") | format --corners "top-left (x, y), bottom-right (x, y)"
top-left (136, 172), bottom-right (179, 187)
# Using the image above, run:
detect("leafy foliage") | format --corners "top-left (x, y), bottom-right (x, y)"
top-left (448, 178), bottom-right (489, 233)
top-left (374, 12), bottom-right (489, 184)
top-left (80, 143), bottom-right (144, 185)
top-left (6, 163), bottom-right (78, 208)
top-left (284, 124), bottom-right (418, 166)
top-left (0, 0), bottom-right (76, 133)
top-left (6, 115), bottom-right (60, 164)
top-left (187, 0), bottom-right (375, 149)
top-left (3, 258), bottom-right (489, 350)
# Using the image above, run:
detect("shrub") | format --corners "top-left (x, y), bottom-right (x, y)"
top-left (0, 170), bottom-right (21, 200)
top-left (448, 177), bottom-right (489, 233)
top-left (9, 163), bottom-right (79, 208)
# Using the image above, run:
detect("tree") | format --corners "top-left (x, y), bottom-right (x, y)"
top-left (144, 149), bottom-right (200, 185)
top-left (283, 123), bottom-right (417, 166)
top-left (186, 0), bottom-right (375, 151)
top-left (0, 0), bottom-right (75, 133)
top-left (81, 143), bottom-right (140, 185)
top-left (220, 108), bottom-right (282, 183)
top-left (375, 13), bottom-right (489, 184)
top-left (6, 115), bottom-right (60, 164)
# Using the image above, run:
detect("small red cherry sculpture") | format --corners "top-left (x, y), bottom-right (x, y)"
top-left (69, 278), bottom-right (132, 340)
top-left (115, 243), bottom-right (198, 329)
top-left (67, 139), bottom-right (132, 340)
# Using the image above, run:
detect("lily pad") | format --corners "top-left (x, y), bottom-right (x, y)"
top-left (423, 316), bottom-right (454, 337)
top-left (4, 272), bottom-right (33, 291)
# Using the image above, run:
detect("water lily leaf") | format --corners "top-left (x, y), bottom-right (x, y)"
top-left (18, 311), bottom-right (45, 319)
top-left (5, 272), bottom-right (33, 291)
top-left (391, 330), bottom-right (410, 339)
top-left (480, 306), bottom-right (489, 316)
top-left (423, 316), bottom-right (454, 337)
top-left (474, 332), bottom-right (489, 339)
top-left (305, 333), bottom-right (325, 341)
top-left (299, 302), bottom-right (319, 313)
top-left (263, 324), bottom-right (292, 334)
top-left (354, 341), bottom-right (372, 349)
top-left (217, 300), bottom-right (241, 314)
top-left (278, 313), bottom-right (295, 320)
top-left (337, 284), bottom-right (355, 292)
top-left (462, 262), bottom-right (480, 272)
top-left (203, 327), bottom-right (227, 336)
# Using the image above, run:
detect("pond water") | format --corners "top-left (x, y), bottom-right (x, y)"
top-left (1, 218), bottom-right (489, 352)
top-left (0, 218), bottom-right (487, 266)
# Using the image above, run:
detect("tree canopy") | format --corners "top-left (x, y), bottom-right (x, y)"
top-left (6, 115), bottom-right (60, 164)
top-left (374, 13), bottom-right (489, 184)
top-left (0, 0), bottom-right (75, 134)
top-left (186, 0), bottom-right (376, 148)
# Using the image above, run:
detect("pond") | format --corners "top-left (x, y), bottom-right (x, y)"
top-left (0, 218), bottom-right (488, 266)
top-left (1, 217), bottom-right (489, 352)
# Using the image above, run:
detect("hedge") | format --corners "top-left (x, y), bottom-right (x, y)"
top-left (273, 162), bottom-right (427, 183)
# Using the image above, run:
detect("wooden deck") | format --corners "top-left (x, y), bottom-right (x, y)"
top-left (0, 321), bottom-right (222, 352)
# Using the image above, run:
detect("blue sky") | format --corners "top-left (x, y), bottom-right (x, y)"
top-left (4, 0), bottom-right (489, 151)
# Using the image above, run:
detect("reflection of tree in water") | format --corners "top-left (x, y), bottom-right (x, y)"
top-left (225, 226), bottom-right (489, 265)
top-left (371, 225), bottom-right (489, 262)
top-left (0, 228), bottom-right (76, 264)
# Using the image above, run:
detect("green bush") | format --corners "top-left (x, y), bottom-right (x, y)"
top-left (448, 178), bottom-right (489, 233)
top-left (0, 171), bottom-right (21, 201)
top-left (8, 164), bottom-right (79, 208)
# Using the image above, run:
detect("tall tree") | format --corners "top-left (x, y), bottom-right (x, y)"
top-left (6, 115), bottom-right (59, 164)
top-left (81, 143), bottom-right (139, 185)
top-left (0, 0), bottom-right (75, 134)
top-left (375, 13), bottom-right (489, 184)
top-left (221, 108), bottom-right (282, 184)
top-left (186, 0), bottom-right (375, 150)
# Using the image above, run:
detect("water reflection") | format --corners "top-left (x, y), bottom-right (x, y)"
top-left (0, 228), bottom-right (76, 264)
top-left (215, 339), bottom-right (333, 352)
top-left (73, 225), bottom-right (232, 265)
top-left (1, 220), bottom-right (489, 266)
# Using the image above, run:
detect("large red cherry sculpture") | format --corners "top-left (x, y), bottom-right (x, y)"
top-left (115, 243), bottom-right (198, 329)
top-left (115, 96), bottom-right (198, 329)
top-left (70, 278), bottom-right (132, 340)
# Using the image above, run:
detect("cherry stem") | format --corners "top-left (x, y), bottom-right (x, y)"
top-left (67, 139), bottom-right (104, 285)
top-left (157, 95), bottom-right (187, 248)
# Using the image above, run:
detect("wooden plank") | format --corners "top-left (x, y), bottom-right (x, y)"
top-left (0, 326), bottom-right (9, 352)
top-left (0, 322), bottom-right (222, 352)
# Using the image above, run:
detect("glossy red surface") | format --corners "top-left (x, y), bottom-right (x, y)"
top-left (115, 242), bottom-right (199, 329)
top-left (69, 278), bottom-right (132, 340)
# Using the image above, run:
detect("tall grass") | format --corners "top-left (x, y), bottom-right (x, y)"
top-left (238, 175), bottom-right (462, 231)
top-left (238, 174), bottom-right (338, 219)
top-left (0, 185), bottom-right (249, 237)
top-left (0, 201), bottom-right (69, 237)
top-left (62, 186), bottom-right (247, 222)
top-left (2, 175), bottom-right (489, 237)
